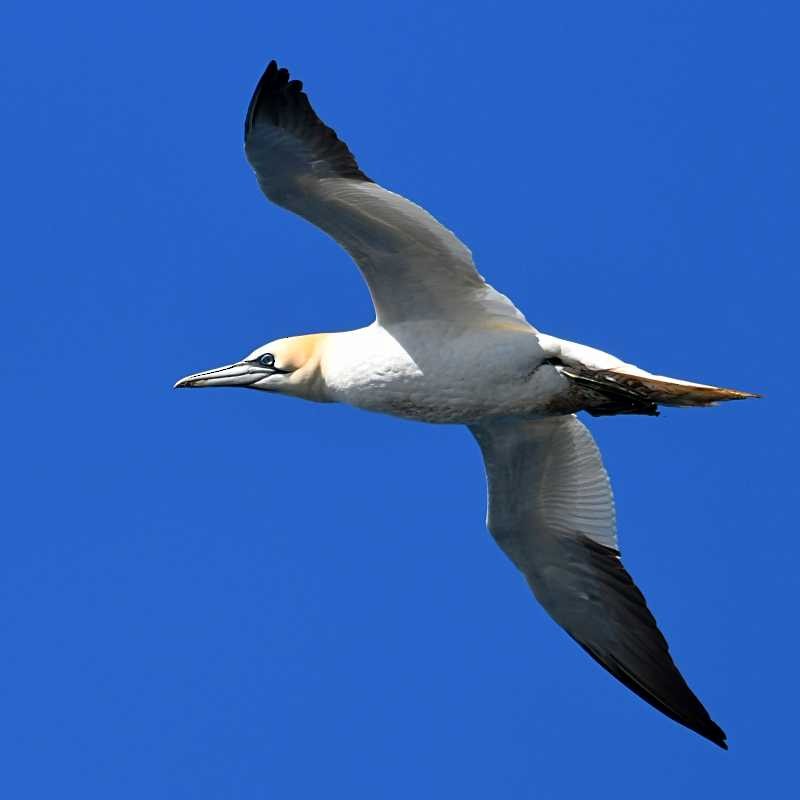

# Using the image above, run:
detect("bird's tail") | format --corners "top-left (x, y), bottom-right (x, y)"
top-left (537, 333), bottom-right (760, 417)
top-left (560, 363), bottom-right (760, 417)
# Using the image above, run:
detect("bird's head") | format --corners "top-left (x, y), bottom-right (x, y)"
top-left (174, 334), bottom-right (330, 401)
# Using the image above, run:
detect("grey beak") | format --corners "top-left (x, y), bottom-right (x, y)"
top-left (174, 362), bottom-right (256, 389)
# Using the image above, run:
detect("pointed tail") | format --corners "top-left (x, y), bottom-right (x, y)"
top-left (560, 363), bottom-right (761, 416)
top-left (557, 364), bottom-right (761, 417)
top-left (538, 334), bottom-right (761, 415)
top-left (601, 369), bottom-right (760, 408)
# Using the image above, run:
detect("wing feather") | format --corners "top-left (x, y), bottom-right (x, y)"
top-left (243, 60), bottom-right (528, 327)
top-left (470, 415), bottom-right (727, 749)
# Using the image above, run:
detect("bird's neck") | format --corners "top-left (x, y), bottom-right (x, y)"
top-left (281, 331), bottom-right (338, 403)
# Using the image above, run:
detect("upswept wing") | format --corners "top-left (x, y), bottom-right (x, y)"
top-left (470, 415), bottom-right (727, 748)
top-left (244, 60), bottom-right (528, 327)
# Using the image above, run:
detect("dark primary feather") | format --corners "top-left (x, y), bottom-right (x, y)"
top-left (559, 537), bottom-right (728, 749)
top-left (240, 59), bottom-right (510, 326)
top-left (244, 59), bottom-right (372, 182)
top-left (471, 416), bottom-right (728, 749)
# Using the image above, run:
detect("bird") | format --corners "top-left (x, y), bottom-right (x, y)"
top-left (175, 59), bottom-right (758, 749)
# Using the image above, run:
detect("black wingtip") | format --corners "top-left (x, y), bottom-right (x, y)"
top-left (562, 538), bottom-right (730, 751)
top-left (702, 722), bottom-right (728, 750)
top-left (244, 59), bottom-right (276, 141)
top-left (573, 637), bottom-right (728, 750)
top-left (243, 59), bottom-right (372, 182)
top-left (697, 717), bottom-right (728, 750)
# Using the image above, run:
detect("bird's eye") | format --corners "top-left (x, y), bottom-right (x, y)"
top-left (259, 353), bottom-right (275, 368)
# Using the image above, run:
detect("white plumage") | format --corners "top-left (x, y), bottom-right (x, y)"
top-left (175, 60), bottom-right (759, 749)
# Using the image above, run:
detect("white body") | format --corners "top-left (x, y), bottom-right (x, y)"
top-left (321, 323), bottom-right (567, 423)
top-left (174, 60), bottom-right (756, 748)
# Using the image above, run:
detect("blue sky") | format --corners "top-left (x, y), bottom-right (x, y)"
top-left (3, 1), bottom-right (798, 796)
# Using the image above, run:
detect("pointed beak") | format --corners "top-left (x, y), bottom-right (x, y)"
top-left (174, 361), bottom-right (262, 389)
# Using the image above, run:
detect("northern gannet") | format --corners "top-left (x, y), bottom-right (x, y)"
top-left (176, 60), bottom-right (757, 749)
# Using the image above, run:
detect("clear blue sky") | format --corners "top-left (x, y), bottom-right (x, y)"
top-left (3, 1), bottom-right (797, 797)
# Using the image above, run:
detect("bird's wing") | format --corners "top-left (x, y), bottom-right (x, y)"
top-left (244, 61), bottom-right (529, 328)
top-left (469, 415), bottom-right (727, 748)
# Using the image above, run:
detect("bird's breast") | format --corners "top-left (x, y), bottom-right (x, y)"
top-left (321, 323), bottom-right (567, 423)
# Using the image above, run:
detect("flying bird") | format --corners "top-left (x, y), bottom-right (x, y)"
top-left (176, 60), bottom-right (757, 749)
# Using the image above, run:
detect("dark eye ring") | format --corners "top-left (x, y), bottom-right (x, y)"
top-left (259, 353), bottom-right (275, 368)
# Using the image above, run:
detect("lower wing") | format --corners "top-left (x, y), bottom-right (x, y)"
top-left (470, 414), bottom-right (727, 748)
